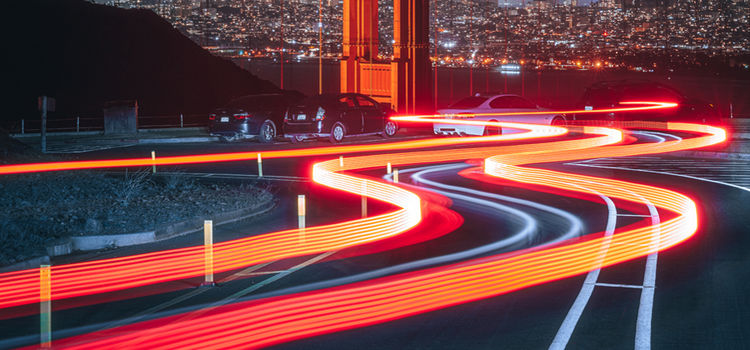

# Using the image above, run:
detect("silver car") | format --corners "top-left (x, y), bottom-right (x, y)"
top-left (434, 93), bottom-right (567, 136)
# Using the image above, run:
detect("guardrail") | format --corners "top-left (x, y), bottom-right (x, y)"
top-left (2, 114), bottom-right (748, 135)
top-left (0, 114), bottom-right (208, 134)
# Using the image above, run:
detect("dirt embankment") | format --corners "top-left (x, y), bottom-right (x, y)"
top-left (0, 130), bottom-right (272, 267)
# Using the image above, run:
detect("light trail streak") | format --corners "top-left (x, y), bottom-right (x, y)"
top-left (25, 121), bottom-right (725, 350)
top-left (406, 164), bottom-right (583, 245)
top-left (399, 101), bottom-right (678, 119)
top-left (0, 122), bottom-right (577, 310)
top-left (0, 123), bottom-right (565, 176)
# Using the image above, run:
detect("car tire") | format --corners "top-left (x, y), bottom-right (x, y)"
top-left (258, 120), bottom-right (276, 143)
top-left (483, 121), bottom-right (502, 136)
top-left (551, 116), bottom-right (566, 126)
top-left (381, 120), bottom-right (397, 138)
top-left (329, 122), bottom-right (346, 143)
top-left (290, 135), bottom-right (304, 144)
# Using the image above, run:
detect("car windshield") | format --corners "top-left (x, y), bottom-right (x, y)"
top-left (447, 96), bottom-right (489, 109)
top-left (223, 96), bottom-right (269, 108)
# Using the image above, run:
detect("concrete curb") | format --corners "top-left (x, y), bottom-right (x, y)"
top-left (139, 137), bottom-right (218, 144)
top-left (39, 194), bottom-right (275, 259)
top-left (0, 256), bottom-right (51, 274)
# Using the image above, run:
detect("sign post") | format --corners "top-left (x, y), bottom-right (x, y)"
top-left (38, 96), bottom-right (55, 154)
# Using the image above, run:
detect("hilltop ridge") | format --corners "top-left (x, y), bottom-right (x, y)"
top-left (2, 0), bottom-right (300, 122)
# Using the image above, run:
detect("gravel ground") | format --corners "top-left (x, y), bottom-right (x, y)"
top-left (0, 130), bottom-right (273, 267)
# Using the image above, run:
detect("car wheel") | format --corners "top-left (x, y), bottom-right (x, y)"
top-left (551, 117), bottom-right (566, 126)
top-left (483, 121), bottom-right (502, 136)
top-left (381, 120), bottom-right (397, 138)
top-left (329, 122), bottom-right (346, 143)
top-left (290, 135), bottom-right (304, 144)
top-left (258, 120), bottom-right (276, 143)
top-left (218, 135), bottom-right (236, 143)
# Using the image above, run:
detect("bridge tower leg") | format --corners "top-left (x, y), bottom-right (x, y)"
top-left (341, 0), bottom-right (379, 94)
top-left (341, 0), bottom-right (432, 114)
top-left (392, 0), bottom-right (432, 114)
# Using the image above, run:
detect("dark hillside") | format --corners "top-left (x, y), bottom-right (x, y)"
top-left (2, 0), bottom-right (300, 123)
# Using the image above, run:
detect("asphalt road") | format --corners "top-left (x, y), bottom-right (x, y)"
top-left (1, 131), bottom-right (748, 349)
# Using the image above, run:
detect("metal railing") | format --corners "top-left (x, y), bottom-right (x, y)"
top-left (0, 114), bottom-right (208, 134)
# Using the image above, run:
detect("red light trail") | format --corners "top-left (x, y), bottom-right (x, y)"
top-left (0, 104), bottom-right (726, 349)
top-left (0, 122), bottom-right (578, 310)
top-left (30, 122), bottom-right (724, 350)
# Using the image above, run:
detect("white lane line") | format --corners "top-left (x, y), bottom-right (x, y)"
top-left (103, 260), bottom-right (277, 330)
top-left (234, 270), bottom-right (286, 276)
top-left (175, 251), bottom-right (339, 323)
top-left (569, 159), bottom-right (670, 349)
top-left (569, 163), bottom-right (750, 193)
top-left (636, 200), bottom-right (660, 350)
top-left (218, 261), bottom-right (276, 282)
top-left (595, 283), bottom-right (644, 289)
top-left (104, 287), bottom-right (208, 330)
top-left (549, 193), bottom-right (618, 350)
top-left (618, 214), bottom-right (656, 218)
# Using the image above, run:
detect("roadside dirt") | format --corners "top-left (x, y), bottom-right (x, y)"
top-left (0, 130), bottom-right (273, 267)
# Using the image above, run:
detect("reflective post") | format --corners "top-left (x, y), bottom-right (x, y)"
top-left (361, 182), bottom-right (367, 218)
top-left (257, 153), bottom-right (263, 178)
top-left (151, 151), bottom-right (157, 174)
top-left (40, 264), bottom-right (51, 348)
top-left (180, 114), bottom-right (184, 128)
top-left (387, 162), bottom-right (392, 174)
top-left (201, 220), bottom-right (215, 286)
top-left (298, 195), bottom-right (306, 245)
top-left (393, 169), bottom-right (399, 183)
top-left (76, 117), bottom-right (80, 132)
top-left (339, 155), bottom-right (344, 167)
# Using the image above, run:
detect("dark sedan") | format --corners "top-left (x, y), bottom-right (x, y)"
top-left (209, 94), bottom-right (301, 143)
top-left (283, 93), bottom-right (398, 143)
top-left (572, 80), bottom-right (721, 124)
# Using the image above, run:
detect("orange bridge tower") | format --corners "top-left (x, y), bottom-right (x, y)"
top-left (340, 0), bottom-right (432, 114)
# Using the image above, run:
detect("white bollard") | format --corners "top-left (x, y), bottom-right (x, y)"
top-left (201, 220), bottom-right (215, 286)
top-left (339, 155), bottom-right (344, 167)
top-left (257, 153), bottom-right (263, 178)
top-left (151, 151), bottom-right (157, 174)
top-left (40, 264), bottom-right (51, 348)
top-left (298, 195), bottom-right (306, 245)
top-left (387, 162), bottom-right (392, 174)
top-left (361, 181), bottom-right (368, 218)
top-left (393, 169), bottom-right (399, 183)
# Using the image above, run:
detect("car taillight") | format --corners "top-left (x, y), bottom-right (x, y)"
top-left (234, 112), bottom-right (250, 120)
top-left (209, 114), bottom-right (217, 120)
top-left (313, 107), bottom-right (326, 121)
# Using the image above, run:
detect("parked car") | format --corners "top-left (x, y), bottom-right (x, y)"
top-left (572, 80), bottom-right (721, 124)
top-left (283, 93), bottom-right (398, 143)
top-left (434, 93), bottom-right (567, 136)
top-left (208, 94), bottom-right (301, 143)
